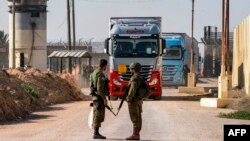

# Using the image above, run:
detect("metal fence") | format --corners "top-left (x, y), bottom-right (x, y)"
top-left (201, 26), bottom-right (234, 77)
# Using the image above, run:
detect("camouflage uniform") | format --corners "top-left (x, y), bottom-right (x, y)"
top-left (127, 74), bottom-right (143, 129)
top-left (90, 68), bottom-right (106, 129)
top-left (126, 62), bottom-right (143, 140)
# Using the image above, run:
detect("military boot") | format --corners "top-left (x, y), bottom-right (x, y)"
top-left (93, 128), bottom-right (106, 139)
top-left (126, 128), bottom-right (140, 140)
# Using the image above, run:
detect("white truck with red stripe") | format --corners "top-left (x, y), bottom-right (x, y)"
top-left (104, 17), bottom-right (165, 100)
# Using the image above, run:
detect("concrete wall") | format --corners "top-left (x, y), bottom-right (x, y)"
top-left (232, 15), bottom-right (250, 95)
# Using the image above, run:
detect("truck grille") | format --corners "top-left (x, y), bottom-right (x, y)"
top-left (162, 65), bottom-right (178, 80)
top-left (119, 65), bottom-right (153, 81)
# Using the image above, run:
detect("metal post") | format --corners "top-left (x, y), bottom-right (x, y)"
top-left (67, 0), bottom-right (72, 50)
top-left (79, 58), bottom-right (82, 88)
top-left (74, 58), bottom-right (76, 79)
top-left (67, 0), bottom-right (72, 73)
top-left (57, 58), bottom-right (59, 73)
top-left (221, 0), bottom-right (226, 75)
top-left (60, 58), bottom-right (63, 73)
top-left (190, 0), bottom-right (194, 73)
top-left (12, 0), bottom-right (16, 68)
top-left (51, 58), bottom-right (53, 72)
top-left (50, 58), bottom-right (52, 72)
top-left (72, 0), bottom-right (76, 50)
top-left (226, 0), bottom-right (230, 74)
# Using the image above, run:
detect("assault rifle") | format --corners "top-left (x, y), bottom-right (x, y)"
top-left (90, 78), bottom-right (116, 116)
top-left (116, 86), bottom-right (130, 116)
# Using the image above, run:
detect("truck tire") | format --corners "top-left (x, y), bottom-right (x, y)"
top-left (154, 93), bottom-right (162, 100)
top-left (110, 96), bottom-right (118, 100)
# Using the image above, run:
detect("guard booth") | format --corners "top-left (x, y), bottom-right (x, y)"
top-left (48, 50), bottom-right (92, 88)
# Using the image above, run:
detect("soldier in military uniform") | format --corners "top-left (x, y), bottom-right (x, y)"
top-left (90, 59), bottom-right (108, 139)
top-left (126, 62), bottom-right (143, 140)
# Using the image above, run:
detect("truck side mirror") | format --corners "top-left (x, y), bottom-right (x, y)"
top-left (162, 39), bottom-right (166, 48)
top-left (160, 38), bottom-right (166, 56)
top-left (104, 38), bottom-right (110, 55)
top-left (163, 48), bottom-right (166, 54)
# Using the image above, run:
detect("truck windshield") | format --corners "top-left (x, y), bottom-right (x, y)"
top-left (112, 39), bottom-right (158, 58)
top-left (163, 48), bottom-right (182, 59)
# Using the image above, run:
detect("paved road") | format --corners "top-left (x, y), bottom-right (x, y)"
top-left (0, 87), bottom-right (250, 141)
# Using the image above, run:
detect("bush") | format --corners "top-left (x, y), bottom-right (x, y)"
top-left (219, 111), bottom-right (250, 120)
top-left (21, 83), bottom-right (39, 99)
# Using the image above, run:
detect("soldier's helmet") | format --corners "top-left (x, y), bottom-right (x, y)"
top-left (129, 62), bottom-right (141, 72)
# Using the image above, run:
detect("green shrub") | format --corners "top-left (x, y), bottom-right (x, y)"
top-left (219, 111), bottom-right (250, 120)
top-left (21, 83), bottom-right (39, 98)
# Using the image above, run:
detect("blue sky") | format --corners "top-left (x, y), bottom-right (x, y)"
top-left (0, 0), bottom-right (249, 42)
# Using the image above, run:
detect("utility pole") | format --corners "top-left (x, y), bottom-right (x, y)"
top-left (221, 0), bottom-right (230, 75)
top-left (226, 0), bottom-right (230, 74)
top-left (67, 0), bottom-right (72, 73)
top-left (12, 0), bottom-right (16, 68)
top-left (72, 0), bottom-right (76, 50)
top-left (190, 0), bottom-right (194, 73)
top-left (178, 0), bottom-right (206, 93)
top-left (218, 0), bottom-right (230, 99)
top-left (221, 0), bottom-right (225, 75)
top-left (187, 0), bottom-right (196, 87)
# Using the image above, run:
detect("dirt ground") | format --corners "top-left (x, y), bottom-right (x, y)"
top-left (0, 68), bottom-right (85, 122)
top-left (0, 88), bottom-right (250, 141)
top-left (1, 77), bottom-right (250, 141)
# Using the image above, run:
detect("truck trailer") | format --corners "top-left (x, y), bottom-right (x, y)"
top-left (105, 17), bottom-right (165, 100)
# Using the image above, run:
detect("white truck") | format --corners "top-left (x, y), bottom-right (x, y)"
top-left (104, 17), bottom-right (165, 100)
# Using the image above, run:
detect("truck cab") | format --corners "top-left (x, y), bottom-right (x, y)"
top-left (105, 17), bottom-right (165, 100)
top-left (162, 33), bottom-right (187, 86)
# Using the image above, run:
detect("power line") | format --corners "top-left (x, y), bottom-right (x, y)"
top-left (56, 17), bottom-right (67, 30)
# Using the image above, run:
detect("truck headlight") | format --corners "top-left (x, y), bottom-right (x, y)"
top-left (149, 78), bottom-right (158, 86)
top-left (113, 78), bottom-right (122, 86)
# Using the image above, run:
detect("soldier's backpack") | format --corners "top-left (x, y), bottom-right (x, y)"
top-left (137, 77), bottom-right (151, 99)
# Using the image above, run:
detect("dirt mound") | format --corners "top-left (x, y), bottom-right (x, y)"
top-left (0, 70), bottom-right (31, 121)
top-left (228, 96), bottom-right (250, 112)
top-left (1, 68), bottom-right (85, 122)
top-left (6, 68), bottom-right (84, 106)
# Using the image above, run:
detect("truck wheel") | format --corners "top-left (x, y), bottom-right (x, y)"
top-left (154, 94), bottom-right (162, 100)
top-left (110, 96), bottom-right (118, 100)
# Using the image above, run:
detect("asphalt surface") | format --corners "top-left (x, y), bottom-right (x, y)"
top-left (0, 78), bottom-right (250, 141)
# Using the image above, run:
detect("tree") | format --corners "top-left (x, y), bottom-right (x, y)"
top-left (0, 30), bottom-right (9, 47)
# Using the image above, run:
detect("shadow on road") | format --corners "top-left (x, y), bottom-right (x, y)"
top-left (0, 105), bottom-right (66, 125)
top-left (198, 77), bottom-right (218, 83)
top-left (161, 94), bottom-right (215, 101)
top-left (34, 106), bottom-right (65, 112)
top-left (25, 113), bottom-right (55, 121)
top-left (108, 139), bottom-right (161, 141)
top-left (0, 113), bottom-right (55, 125)
top-left (144, 93), bottom-right (216, 102)
top-left (197, 79), bottom-right (209, 83)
